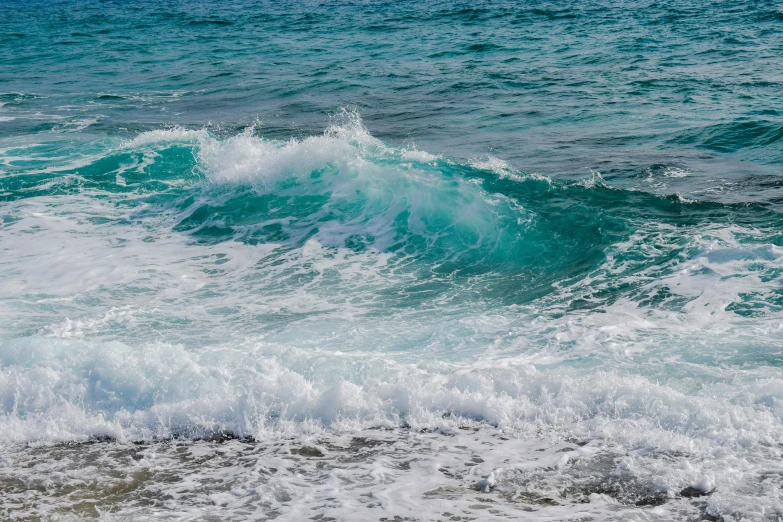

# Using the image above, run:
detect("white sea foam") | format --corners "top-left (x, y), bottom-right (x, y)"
top-left (469, 154), bottom-right (518, 178)
top-left (664, 167), bottom-right (690, 178)
top-left (0, 332), bottom-right (781, 519)
top-left (125, 127), bottom-right (208, 148)
top-left (2, 192), bottom-right (783, 520)
top-left (401, 147), bottom-right (439, 162)
top-left (57, 117), bottom-right (100, 132)
top-left (2, 118), bottom-right (783, 519)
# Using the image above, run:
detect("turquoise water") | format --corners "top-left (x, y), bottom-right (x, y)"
top-left (2, 1), bottom-right (783, 520)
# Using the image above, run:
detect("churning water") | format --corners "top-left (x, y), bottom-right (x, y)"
top-left (2, 1), bottom-right (783, 520)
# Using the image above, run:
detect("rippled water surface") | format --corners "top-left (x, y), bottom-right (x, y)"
top-left (2, 1), bottom-right (783, 520)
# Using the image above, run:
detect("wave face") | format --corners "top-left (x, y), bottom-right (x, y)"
top-left (2, 1), bottom-right (783, 520)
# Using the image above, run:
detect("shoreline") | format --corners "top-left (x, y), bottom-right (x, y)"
top-left (1, 425), bottom-right (721, 521)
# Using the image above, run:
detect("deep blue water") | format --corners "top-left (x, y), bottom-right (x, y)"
top-left (2, 2), bottom-right (783, 520)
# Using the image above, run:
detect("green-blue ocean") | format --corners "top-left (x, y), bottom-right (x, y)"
top-left (2, 1), bottom-right (783, 520)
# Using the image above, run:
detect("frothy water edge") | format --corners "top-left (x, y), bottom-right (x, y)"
top-left (2, 115), bottom-right (783, 520)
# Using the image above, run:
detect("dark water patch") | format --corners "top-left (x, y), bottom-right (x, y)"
top-left (668, 120), bottom-right (783, 155)
top-left (530, 7), bottom-right (578, 20)
top-left (466, 42), bottom-right (503, 53)
top-left (681, 485), bottom-right (714, 498)
top-left (292, 446), bottom-right (324, 457)
top-left (188, 19), bottom-right (233, 26)
top-left (436, 7), bottom-right (497, 24)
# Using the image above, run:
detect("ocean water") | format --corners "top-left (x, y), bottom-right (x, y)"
top-left (2, 1), bottom-right (783, 520)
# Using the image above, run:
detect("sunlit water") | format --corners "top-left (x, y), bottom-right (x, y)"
top-left (2, 1), bottom-right (783, 520)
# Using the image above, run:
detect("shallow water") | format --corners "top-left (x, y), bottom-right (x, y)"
top-left (2, 1), bottom-right (783, 520)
